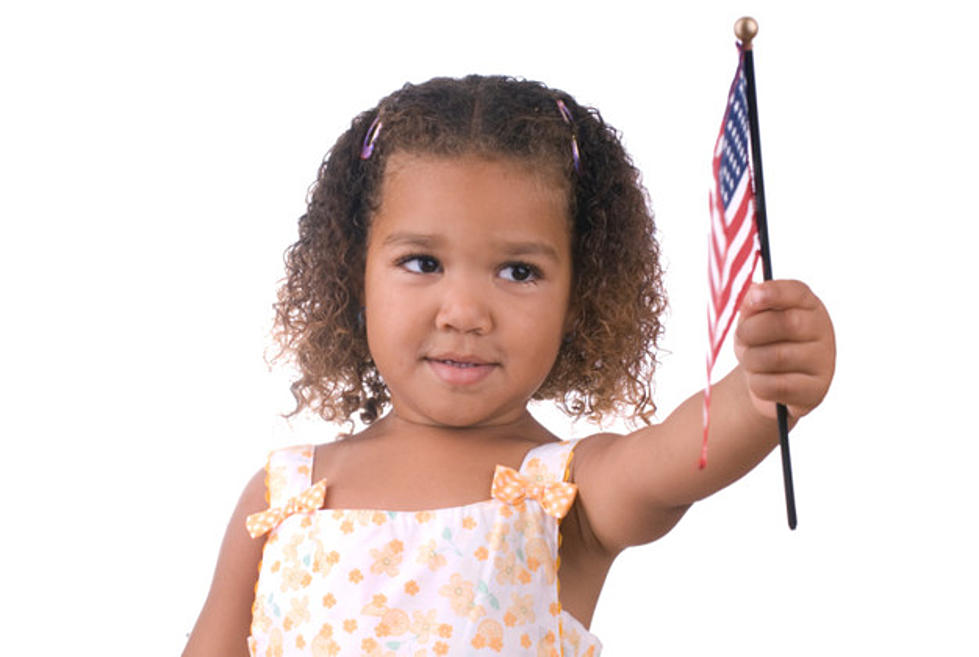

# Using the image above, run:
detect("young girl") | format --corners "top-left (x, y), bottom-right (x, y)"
top-left (184, 75), bottom-right (835, 657)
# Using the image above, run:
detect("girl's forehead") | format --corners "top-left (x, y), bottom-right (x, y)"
top-left (381, 152), bottom-right (568, 207)
top-left (370, 153), bottom-right (572, 242)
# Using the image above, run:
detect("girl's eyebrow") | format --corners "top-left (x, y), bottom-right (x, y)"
top-left (497, 240), bottom-right (560, 262)
top-left (381, 232), bottom-right (441, 248)
top-left (381, 232), bottom-right (560, 262)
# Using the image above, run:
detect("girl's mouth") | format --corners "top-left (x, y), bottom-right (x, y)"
top-left (426, 357), bottom-right (496, 385)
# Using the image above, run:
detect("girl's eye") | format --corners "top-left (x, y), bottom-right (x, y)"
top-left (399, 255), bottom-right (441, 274)
top-left (499, 263), bottom-right (540, 283)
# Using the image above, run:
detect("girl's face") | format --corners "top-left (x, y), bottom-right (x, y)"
top-left (364, 153), bottom-right (573, 428)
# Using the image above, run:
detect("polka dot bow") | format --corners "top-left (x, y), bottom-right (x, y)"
top-left (246, 479), bottom-right (327, 538)
top-left (490, 465), bottom-right (577, 519)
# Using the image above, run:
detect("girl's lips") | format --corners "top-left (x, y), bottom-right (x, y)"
top-left (426, 358), bottom-right (497, 386)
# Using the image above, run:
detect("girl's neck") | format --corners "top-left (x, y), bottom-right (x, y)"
top-left (358, 408), bottom-right (556, 448)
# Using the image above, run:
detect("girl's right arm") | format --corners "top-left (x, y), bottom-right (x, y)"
top-left (183, 468), bottom-right (268, 657)
top-left (568, 280), bottom-right (835, 554)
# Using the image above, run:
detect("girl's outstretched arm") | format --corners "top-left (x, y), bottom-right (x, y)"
top-left (183, 469), bottom-right (268, 657)
top-left (570, 280), bottom-right (835, 555)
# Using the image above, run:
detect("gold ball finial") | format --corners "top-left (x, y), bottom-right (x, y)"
top-left (734, 16), bottom-right (758, 49)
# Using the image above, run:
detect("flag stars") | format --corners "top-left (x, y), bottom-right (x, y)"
top-left (716, 77), bottom-right (750, 211)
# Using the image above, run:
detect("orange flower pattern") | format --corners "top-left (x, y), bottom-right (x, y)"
top-left (370, 539), bottom-right (404, 578)
top-left (247, 441), bottom-right (601, 656)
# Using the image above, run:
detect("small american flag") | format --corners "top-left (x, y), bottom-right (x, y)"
top-left (702, 48), bottom-right (761, 468)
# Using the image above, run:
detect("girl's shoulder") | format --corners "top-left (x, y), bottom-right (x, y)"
top-left (566, 431), bottom-right (621, 474)
top-left (259, 435), bottom-right (356, 500)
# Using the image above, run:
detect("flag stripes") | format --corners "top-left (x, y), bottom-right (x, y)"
top-left (702, 49), bottom-right (761, 468)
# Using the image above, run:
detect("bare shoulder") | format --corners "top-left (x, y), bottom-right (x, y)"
top-left (183, 467), bottom-right (269, 657)
top-left (239, 465), bottom-right (271, 512)
top-left (555, 432), bottom-right (647, 626)
top-left (563, 432), bottom-right (621, 554)
top-left (568, 428), bottom-right (690, 556)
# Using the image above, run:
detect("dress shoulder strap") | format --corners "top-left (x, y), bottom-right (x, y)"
top-left (265, 444), bottom-right (315, 507)
top-left (518, 438), bottom-right (580, 484)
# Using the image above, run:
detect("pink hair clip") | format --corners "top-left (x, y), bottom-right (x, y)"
top-left (360, 116), bottom-right (382, 160)
top-left (555, 99), bottom-right (581, 173)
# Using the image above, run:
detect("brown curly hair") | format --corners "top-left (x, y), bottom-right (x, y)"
top-left (272, 75), bottom-right (666, 426)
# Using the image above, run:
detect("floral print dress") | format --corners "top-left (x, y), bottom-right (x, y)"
top-left (246, 440), bottom-right (602, 657)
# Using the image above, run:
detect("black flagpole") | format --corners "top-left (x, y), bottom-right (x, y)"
top-left (735, 17), bottom-right (798, 530)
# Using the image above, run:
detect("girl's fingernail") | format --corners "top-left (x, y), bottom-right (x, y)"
top-left (749, 286), bottom-right (764, 305)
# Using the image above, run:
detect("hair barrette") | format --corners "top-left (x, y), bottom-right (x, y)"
top-left (360, 116), bottom-right (382, 160)
top-left (555, 99), bottom-right (581, 173)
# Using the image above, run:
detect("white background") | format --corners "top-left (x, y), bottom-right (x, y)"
top-left (2, 1), bottom-right (976, 654)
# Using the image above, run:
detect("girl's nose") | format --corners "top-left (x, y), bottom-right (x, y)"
top-left (434, 279), bottom-right (493, 335)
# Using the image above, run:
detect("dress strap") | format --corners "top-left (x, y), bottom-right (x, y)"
top-left (265, 444), bottom-right (315, 507)
top-left (518, 438), bottom-right (580, 485)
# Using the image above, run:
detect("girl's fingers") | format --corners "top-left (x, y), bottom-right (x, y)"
top-left (740, 279), bottom-right (818, 316)
top-left (737, 307), bottom-right (824, 345)
top-left (738, 341), bottom-right (826, 376)
top-left (744, 372), bottom-right (830, 416)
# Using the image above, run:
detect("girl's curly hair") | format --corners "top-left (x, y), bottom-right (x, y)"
top-left (272, 75), bottom-right (666, 427)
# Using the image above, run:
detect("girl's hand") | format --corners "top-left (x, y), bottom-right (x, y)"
top-left (734, 280), bottom-right (836, 420)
